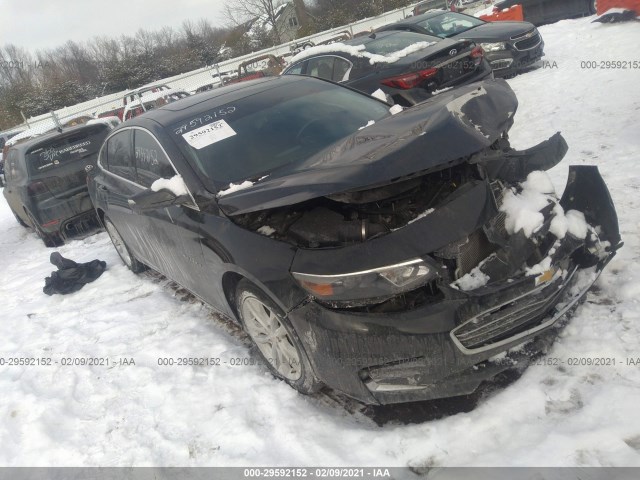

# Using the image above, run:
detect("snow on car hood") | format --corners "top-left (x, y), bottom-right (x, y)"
top-left (217, 79), bottom-right (518, 216)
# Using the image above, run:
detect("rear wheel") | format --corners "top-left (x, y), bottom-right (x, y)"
top-left (26, 210), bottom-right (62, 247)
top-left (235, 279), bottom-right (320, 394)
top-left (104, 216), bottom-right (146, 273)
top-left (590, 0), bottom-right (597, 14)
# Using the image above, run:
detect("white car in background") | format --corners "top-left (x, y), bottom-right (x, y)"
top-left (122, 89), bottom-right (190, 121)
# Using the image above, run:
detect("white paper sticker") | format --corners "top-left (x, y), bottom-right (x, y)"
top-left (182, 119), bottom-right (236, 149)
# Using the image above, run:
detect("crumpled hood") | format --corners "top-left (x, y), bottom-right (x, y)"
top-left (217, 79), bottom-right (518, 216)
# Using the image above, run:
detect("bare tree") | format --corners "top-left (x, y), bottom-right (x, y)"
top-left (224, 0), bottom-right (285, 46)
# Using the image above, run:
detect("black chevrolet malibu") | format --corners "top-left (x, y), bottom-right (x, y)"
top-left (89, 76), bottom-right (621, 405)
top-left (377, 11), bottom-right (545, 77)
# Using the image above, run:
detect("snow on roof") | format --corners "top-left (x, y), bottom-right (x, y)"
top-left (290, 40), bottom-right (436, 66)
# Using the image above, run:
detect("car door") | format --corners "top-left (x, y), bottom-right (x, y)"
top-left (95, 129), bottom-right (146, 252)
top-left (129, 128), bottom-right (211, 300)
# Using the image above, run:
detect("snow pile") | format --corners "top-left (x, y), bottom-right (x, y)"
top-left (290, 41), bottom-right (436, 66)
top-left (500, 170), bottom-right (589, 241)
top-left (526, 256), bottom-right (553, 277)
top-left (549, 205), bottom-right (588, 240)
top-left (216, 180), bottom-right (254, 197)
top-left (150, 175), bottom-right (189, 196)
top-left (474, 5), bottom-right (497, 17)
top-left (389, 105), bottom-right (404, 115)
top-left (500, 171), bottom-right (555, 237)
top-left (451, 265), bottom-right (490, 291)
top-left (358, 120), bottom-right (375, 130)
top-left (371, 89), bottom-right (387, 102)
top-left (257, 226), bottom-right (276, 236)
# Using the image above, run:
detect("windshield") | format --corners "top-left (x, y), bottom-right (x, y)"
top-left (363, 32), bottom-right (439, 55)
top-left (416, 12), bottom-right (485, 38)
top-left (171, 80), bottom-right (390, 188)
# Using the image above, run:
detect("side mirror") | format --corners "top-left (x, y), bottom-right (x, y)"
top-left (128, 188), bottom-right (187, 212)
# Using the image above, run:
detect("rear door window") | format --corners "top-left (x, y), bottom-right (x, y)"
top-left (333, 57), bottom-right (353, 82)
top-left (105, 130), bottom-right (135, 182)
top-left (306, 56), bottom-right (353, 82)
top-left (307, 57), bottom-right (335, 80)
top-left (133, 130), bottom-right (176, 188)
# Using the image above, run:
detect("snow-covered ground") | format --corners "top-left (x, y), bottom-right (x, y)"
top-left (1, 17), bottom-right (640, 467)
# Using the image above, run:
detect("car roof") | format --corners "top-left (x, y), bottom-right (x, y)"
top-left (8, 123), bottom-right (109, 155)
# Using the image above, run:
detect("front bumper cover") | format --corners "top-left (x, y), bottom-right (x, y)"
top-left (287, 166), bottom-right (621, 405)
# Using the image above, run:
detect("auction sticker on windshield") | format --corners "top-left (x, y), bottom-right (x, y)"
top-left (182, 119), bottom-right (236, 149)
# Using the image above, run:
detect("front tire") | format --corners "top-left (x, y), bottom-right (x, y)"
top-left (104, 215), bottom-right (146, 273)
top-left (235, 279), bottom-right (321, 394)
top-left (590, 0), bottom-right (597, 14)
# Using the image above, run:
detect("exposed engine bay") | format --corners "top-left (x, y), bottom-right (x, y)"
top-left (233, 161), bottom-right (476, 248)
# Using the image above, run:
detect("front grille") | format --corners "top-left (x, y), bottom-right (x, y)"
top-left (452, 268), bottom-right (576, 351)
top-left (514, 32), bottom-right (541, 51)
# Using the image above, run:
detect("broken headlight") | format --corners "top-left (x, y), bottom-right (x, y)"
top-left (291, 258), bottom-right (436, 303)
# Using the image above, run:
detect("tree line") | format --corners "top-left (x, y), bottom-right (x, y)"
top-left (0, 0), bottom-right (413, 130)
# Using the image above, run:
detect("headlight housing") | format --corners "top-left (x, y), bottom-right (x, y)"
top-left (480, 42), bottom-right (507, 52)
top-left (291, 258), bottom-right (436, 304)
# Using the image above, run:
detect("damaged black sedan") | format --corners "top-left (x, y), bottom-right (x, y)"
top-left (89, 76), bottom-right (621, 405)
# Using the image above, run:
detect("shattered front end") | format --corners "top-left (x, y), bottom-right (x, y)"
top-left (226, 80), bottom-right (622, 405)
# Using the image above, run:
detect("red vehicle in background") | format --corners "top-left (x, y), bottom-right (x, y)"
top-left (224, 54), bottom-right (285, 85)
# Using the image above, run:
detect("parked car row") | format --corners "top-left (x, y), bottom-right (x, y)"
top-left (377, 10), bottom-right (544, 77)
top-left (280, 9), bottom-right (545, 103)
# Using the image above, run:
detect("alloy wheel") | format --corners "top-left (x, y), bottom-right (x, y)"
top-left (240, 294), bottom-right (302, 381)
